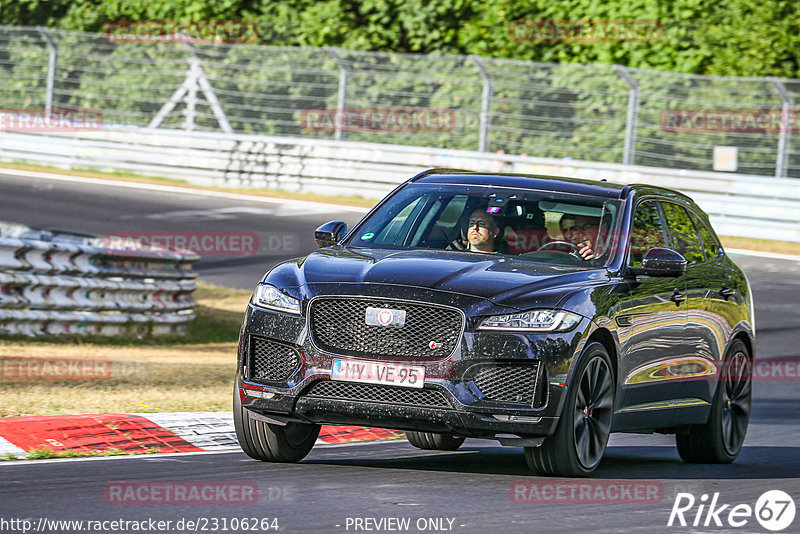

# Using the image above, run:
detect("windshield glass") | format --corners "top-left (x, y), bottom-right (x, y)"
top-left (347, 183), bottom-right (622, 268)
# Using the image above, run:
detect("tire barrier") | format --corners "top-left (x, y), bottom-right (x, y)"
top-left (0, 222), bottom-right (198, 336)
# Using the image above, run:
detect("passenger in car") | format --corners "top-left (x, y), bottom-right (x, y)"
top-left (504, 205), bottom-right (551, 254)
top-left (560, 214), bottom-right (605, 260)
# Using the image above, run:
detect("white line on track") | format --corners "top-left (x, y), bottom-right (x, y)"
top-left (726, 248), bottom-right (800, 262)
top-left (0, 168), bottom-right (370, 214)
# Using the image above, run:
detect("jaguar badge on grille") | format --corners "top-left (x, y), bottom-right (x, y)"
top-left (365, 306), bottom-right (406, 327)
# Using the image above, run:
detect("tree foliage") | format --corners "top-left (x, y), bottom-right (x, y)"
top-left (2, 0), bottom-right (797, 176)
top-left (3, 0), bottom-right (799, 78)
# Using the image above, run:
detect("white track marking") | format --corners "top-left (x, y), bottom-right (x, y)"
top-left (0, 168), bottom-right (369, 214)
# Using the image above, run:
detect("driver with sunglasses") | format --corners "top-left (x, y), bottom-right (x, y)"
top-left (447, 208), bottom-right (501, 254)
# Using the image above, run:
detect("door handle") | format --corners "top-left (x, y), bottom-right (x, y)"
top-left (670, 289), bottom-right (686, 305)
top-left (719, 286), bottom-right (734, 300)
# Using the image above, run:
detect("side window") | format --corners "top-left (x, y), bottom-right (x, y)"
top-left (629, 201), bottom-right (667, 268)
top-left (688, 210), bottom-right (722, 260)
top-left (660, 202), bottom-right (705, 264)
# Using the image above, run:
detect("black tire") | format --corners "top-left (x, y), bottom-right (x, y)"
top-left (406, 431), bottom-right (465, 451)
top-left (525, 342), bottom-right (615, 477)
top-left (233, 382), bottom-right (320, 462)
top-left (676, 339), bottom-right (752, 464)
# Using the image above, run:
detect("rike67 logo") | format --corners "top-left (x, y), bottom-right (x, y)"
top-left (668, 490), bottom-right (796, 531)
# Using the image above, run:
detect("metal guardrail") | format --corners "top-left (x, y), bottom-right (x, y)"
top-left (0, 221), bottom-right (198, 336)
top-left (1, 127), bottom-right (798, 242)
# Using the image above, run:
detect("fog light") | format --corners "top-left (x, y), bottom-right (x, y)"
top-left (492, 415), bottom-right (542, 423)
top-left (243, 388), bottom-right (276, 400)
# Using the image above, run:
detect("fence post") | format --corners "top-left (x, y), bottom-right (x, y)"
top-left (614, 65), bottom-right (639, 166)
top-left (327, 48), bottom-right (349, 141)
top-left (768, 77), bottom-right (793, 179)
top-left (37, 27), bottom-right (57, 121)
top-left (470, 55), bottom-right (493, 153)
top-left (188, 46), bottom-right (233, 134)
top-left (148, 45), bottom-right (232, 133)
top-left (183, 56), bottom-right (201, 131)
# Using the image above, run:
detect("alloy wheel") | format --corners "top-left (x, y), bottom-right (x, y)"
top-left (721, 350), bottom-right (751, 455)
top-left (573, 356), bottom-right (614, 469)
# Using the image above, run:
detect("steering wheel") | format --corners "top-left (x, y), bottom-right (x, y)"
top-left (535, 240), bottom-right (584, 260)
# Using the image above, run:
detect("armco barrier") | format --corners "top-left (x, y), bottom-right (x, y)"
top-left (1, 128), bottom-right (799, 241)
top-left (0, 221), bottom-right (198, 336)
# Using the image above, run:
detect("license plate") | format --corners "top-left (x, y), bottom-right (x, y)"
top-left (331, 358), bottom-right (425, 389)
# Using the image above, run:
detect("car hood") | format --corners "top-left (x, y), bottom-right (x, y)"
top-left (263, 247), bottom-right (610, 310)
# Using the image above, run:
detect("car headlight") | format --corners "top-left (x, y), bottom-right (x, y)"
top-left (477, 310), bottom-right (581, 332)
top-left (252, 284), bottom-right (301, 314)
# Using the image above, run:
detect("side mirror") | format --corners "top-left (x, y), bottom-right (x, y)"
top-left (629, 247), bottom-right (687, 277)
top-left (314, 221), bottom-right (347, 248)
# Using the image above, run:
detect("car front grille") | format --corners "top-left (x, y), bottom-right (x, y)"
top-left (309, 297), bottom-right (463, 358)
top-left (304, 380), bottom-right (451, 409)
top-left (248, 336), bottom-right (301, 382)
top-left (470, 363), bottom-right (541, 406)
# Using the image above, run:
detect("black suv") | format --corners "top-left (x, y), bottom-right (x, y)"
top-left (234, 170), bottom-right (754, 477)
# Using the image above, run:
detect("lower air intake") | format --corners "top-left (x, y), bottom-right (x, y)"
top-left (248, 336), bottom-right (301, 382)
top-left (471, 363), bottom-right (541, 406)
top-left (304, 381), bottom-right (450, 409)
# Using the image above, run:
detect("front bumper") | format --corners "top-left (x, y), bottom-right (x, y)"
top-left (237, 299), bottom-right (586, 440)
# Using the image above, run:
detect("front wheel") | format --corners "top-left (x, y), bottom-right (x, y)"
top-left (233, 383), bottom-right (320, 462)
top-left (406, 431), bottom-right (465, 451)
top-left (676, 339), bottom-right (752, 463)
top-left (525, 342), bottom-right (615, 477)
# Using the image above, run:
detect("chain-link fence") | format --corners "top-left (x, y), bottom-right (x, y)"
top-left (0, 25), bottom-right (797, 178)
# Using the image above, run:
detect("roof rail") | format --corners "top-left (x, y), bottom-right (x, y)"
top-left (408, 168), bottom-right (473, 182)
top-left (622, 183), bottom-right (694, 202)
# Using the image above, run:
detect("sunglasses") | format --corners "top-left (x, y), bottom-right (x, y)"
top-left (468, 219), bottom-right (491, 229)
top-left (562, 223), bottom-right (595, 232)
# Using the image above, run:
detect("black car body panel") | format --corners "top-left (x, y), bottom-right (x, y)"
top-left (236, 170), bottom-right (755, 445)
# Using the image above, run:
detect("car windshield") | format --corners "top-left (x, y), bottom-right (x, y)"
top-left (346, 183), bottom-right (622, 268)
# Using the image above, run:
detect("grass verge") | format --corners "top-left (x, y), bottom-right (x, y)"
top-left (0, 161), bottom-right (377, 208)
top-left (720, 236), bottom-right (800, 257)
top-left (0, 448), bottom-right (160, 461)
top-left (0, 282), bottom-right (249, 416)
